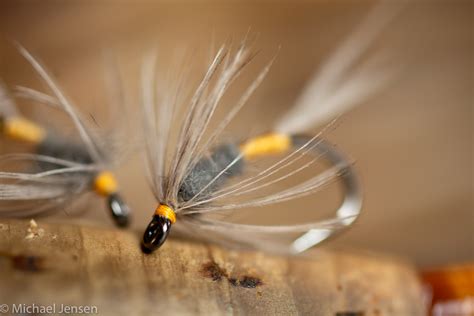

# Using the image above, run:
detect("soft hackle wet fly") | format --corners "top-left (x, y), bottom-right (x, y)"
top-left (139, 3), bottom-right (400, 254)
top-left (140, 46), bottom-right (361, 254)
top-left (0, 47), bottom-right (131, 227)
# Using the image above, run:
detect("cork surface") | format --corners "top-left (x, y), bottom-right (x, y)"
top-left (0, 219), bottom-right (425, 315)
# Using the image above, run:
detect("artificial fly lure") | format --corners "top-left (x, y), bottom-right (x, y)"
top-left (0, 47), bottom-right (131, 227)
top-left (140, 46), bottom-right (361, 254)
top-left (140, 3), bottom-right (401, 254)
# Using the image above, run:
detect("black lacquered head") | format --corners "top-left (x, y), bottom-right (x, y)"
top-left (107, 193), bottom-right (130, 228)
top-left (141, 215), bottom-right (172, 254)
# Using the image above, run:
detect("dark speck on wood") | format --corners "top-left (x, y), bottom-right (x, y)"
top-left (228, 277), bottom-right (238, 286)
top-left (200, 261), bottom-right (263, 289)
top-left (11, 255), bottom-right (45, 272)
top-left (238, 275), bottom-right (263, 288)
top-left (201, 261), bottom-right (227, 281)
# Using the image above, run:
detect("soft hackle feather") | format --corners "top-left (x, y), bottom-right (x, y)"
top-left (275, 1), bottom-right (403, 134)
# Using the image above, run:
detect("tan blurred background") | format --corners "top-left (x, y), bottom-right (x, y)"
top-left (0, 1), bottom-right (472, 268)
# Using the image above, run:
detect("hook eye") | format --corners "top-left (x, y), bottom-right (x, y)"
top-left (108, 193), bottom-right (130, 228)
top-left (141, 215), bottom-right (172, 254)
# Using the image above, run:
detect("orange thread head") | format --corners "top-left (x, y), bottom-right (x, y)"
top-left (94, 171), bottom-right (118, 196)
top-left (155, 204), bottom-right (176, 224)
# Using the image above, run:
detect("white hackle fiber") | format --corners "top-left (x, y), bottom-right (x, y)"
top-left (275, 1), bottom-right (403, 135)
top-left (16, 45), bottom-right (106, 165)
top-left (0, 80), bottom-right (19, 118)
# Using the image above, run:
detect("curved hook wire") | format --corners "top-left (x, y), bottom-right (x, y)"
top-left (290, 135), bottom-right (363, 253)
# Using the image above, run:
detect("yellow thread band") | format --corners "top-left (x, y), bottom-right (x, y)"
top-left (240, 133), bottom-right (291, 160)
top-left (155, 204), bottom-right (176, 224)
top-left (2, 117), bottom-right (46, 144)
top-left (94, 171), bottom-right (118, 196)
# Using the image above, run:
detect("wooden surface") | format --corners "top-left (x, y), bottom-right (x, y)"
top-left (0, 219), bottom-right (425, 315)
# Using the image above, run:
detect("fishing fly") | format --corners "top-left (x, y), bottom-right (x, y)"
top-left (139, 3), bottom-right (400, 254)
top-left (0, 47), bottom-right (131, 227)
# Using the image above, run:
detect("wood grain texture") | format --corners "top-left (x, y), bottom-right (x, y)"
top-left (0, 219), bottom-right (425, 315)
